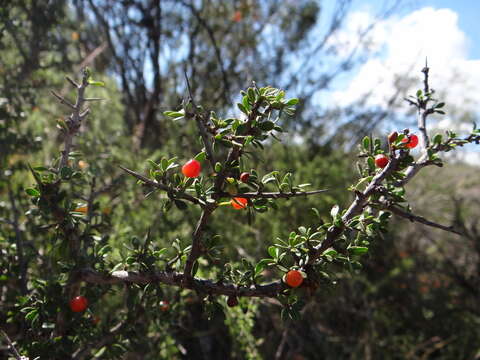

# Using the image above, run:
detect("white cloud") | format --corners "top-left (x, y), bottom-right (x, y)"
top-left (332, 7), bottom-right (480, 114)
top-left (329, 7), bottom-right (480, 166)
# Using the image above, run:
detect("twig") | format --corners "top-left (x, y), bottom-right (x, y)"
top-left (50, 90), bottom-right (75, 110)
top-left (118, 165), bottom-right (202, 205)
top-left (309, 152), bottom-right (402, 264)
top-left (56, 69), bottom-right (90, 171)
top-left (183, 206), bottom-right (215, 282)
top-left (184, 72), bottom-right (216, 169)
top-left (7, 181), bottom-right (27, 294)
top-left (0, 329), bottom-right (23, 360)
top-left (219, 189), bottom-right (329, 200)
top-left (79, 268), bottom-right (284, 298)
top-left (417, 62), bottom-right (432, 154)
top-left (385, 204), bottom-right (463, 236)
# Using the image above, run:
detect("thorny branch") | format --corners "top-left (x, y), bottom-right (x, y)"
top-left (56, 70), bottom-right (90, 171)
top-left (73, 66), bottom-right (477, 299)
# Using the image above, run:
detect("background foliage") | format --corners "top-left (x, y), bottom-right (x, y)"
top-left (1, 1), bottom-right (479, 359)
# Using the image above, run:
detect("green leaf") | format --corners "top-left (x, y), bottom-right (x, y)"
top-left (433, 134), bottom-right (442, 145)
top-left (435, 102), bottom-right (445, 108)
top-left (164, 110), bottom-right (185, 119)
top-left (348, 246), bottom-right (368, 255)
top-left (215, 162), bottom-right (222, 172)
top-left (25, 309), bottom-right (38, 321)
top-left (362, 136), bottom-right (370, 151)
top-left (367, 156), bottom-right (375, 171)
top-left (286, 98), bottom-right (299, 106)
top-left (60, 166), bottom-right (73, 179)
top-left (259, 121), bottom-right (275, 131)
top-left (194, 151), bottom-right (206, 162)
top-left (237, 102), bottom-right (248, 114)
top-left (25, 188), bottom-right (40, 197)
top-left (94, 346), bottom-right (107, 358)
top-left (87, 79), bottom-right (105, 87)
top-left (268, 246), bottom-right (279, 259)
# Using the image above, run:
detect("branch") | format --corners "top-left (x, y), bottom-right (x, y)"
top-left (79, 268), bottom-right (285, 298)
top-left (219, 189), bottom-right (329, 199)
top-left (118, 165), bottom-right (202, 205)
top-left (183, 206), bottom-right (215, 281)
top-left (384, 204), bottom-right (463, 236)
top-left (184, 72), bottom-right (216, 169)
top-left (0, 329), bottom-right (23, 360)
top-left (308, 153), bottom-right (402, 264)
top-left (7, 181), bottom-right (27, 294)
top-left (55, 69), bottom-right (90, 171)
top-left (50, 90), bottom-right (75, 110)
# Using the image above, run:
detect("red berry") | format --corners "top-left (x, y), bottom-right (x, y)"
top-left (239, 172), bottom-right (250, 183)
top-left (401, 134), bottom-right (418, 148)
top-left (227, 296), bottom-right (238, 307)
top-left (388, 131), bottom-right (398, 144)
top-left (69, 295), bottom-right (88, 312)
top-left (159, 300), bottom-right (169, 312)
top-left (285, 270), bottom-right (304, 288)
top-left (231, 197), bottom-right (248, 210)
top-left (182, 159), bottom-right (201, 178)
top-left (374, 154), bottom-right (389, 168)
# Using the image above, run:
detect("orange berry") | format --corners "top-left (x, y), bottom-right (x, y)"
top-left (74, 206), bottom-right (88, 214)
top-left (401, 134), bottom-right (419, 148)
top-left (159, 300), bottom-right (170, 312)
top-left (285, 270), bottom-right (304, 288)
top-left (182, 159), bottom-right (201, 178)
top-left (231, 197), bottom-right (247, 210)
top-left (78, 160), bottom-right (88, 169)
top-left (69, 295), bottom-right (88, 312)
top-left (232, 10), bottom-right (242, 22)
top-left (374, 154), bottom-right (389, 168)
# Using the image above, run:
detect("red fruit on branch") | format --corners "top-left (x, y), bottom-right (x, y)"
top-left (374, 154), bottom-right (389, 168)
top-left (159, 300), bottom-right (170, 312)
top-left (285, 270), bottom-right (304, 288)
top-left (231, 197), bottom-right (248, 209)
top-left (182, 159), bottom-right (201, 178)
top-left (240, 172), bottom-right (250, 183)
top-left (227, 296), bottom-right (239, 307)
top-left (69, 295), bottom-right (88, 312)
top-left (388, 131), bottom-right (398, 144)
top-left (402, 133), bottom-right (419, 148)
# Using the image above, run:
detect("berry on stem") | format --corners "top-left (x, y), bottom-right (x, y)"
top-left (227, 295), bottom-right (239, 307)
top-left (374, 154), bottom-right (389, 168)
top-left (388, 131), bottom-right (398, 144)
top-left (73, 206), bottom-right (88, 214)
top-left (159, 300), bottom-right (170, 312)
top-left (401, 133), bottom-right (419, 149)
top-left (182, 159), bottom-right (201, 178)
top-left (69, 295), bottom-right (88, 312)
top-left (285, 270), bottom-right (304, 288)
top-left (231, 197), bottom-right (248, 209)
top-left (240, 172), bottom-right (250, 183)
